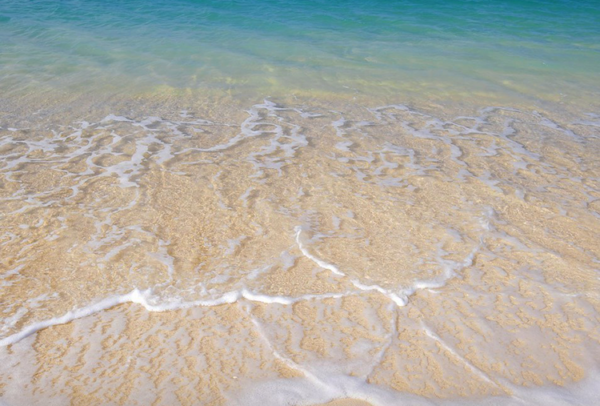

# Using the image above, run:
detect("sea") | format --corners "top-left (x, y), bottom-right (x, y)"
top-left (0, 1), bottom-right (599, 405)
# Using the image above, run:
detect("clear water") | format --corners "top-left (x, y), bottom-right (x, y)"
top-left (1, 2), bottom-right (600, 406)
top-left (1, 0), bottom-right (599, 102)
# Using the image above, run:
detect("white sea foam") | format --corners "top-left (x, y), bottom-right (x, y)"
top-left (231, 369), bottom-right (600, 406)
top-left (0, 287), bottom-right (355, 347)
top-left (294, 224), bottom-right (483, 308)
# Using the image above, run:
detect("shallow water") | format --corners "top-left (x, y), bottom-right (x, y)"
top-left (1, 0), bottom-right (600, 104)
top-left (1, 1), bottom-right (600, 405)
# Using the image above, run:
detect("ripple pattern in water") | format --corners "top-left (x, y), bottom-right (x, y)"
top-left (0, 98), bottom-right (599, 404)
top-left (1, 0), bottom-right (599, 102)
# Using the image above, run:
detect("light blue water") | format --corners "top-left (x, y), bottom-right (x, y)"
top-left (1, 0), bottom-right (599, 103)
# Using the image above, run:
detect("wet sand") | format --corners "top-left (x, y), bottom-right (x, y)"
top-left (0, 94), bottom-right (599, 405)
top-left (318, 400), bottom-right (373, 406)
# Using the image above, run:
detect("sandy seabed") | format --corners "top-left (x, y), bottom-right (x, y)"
top-left (0, 93), bottom-right (599, 405)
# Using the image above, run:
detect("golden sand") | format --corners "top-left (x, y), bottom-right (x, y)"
top-left (0, 94), bottom-right (599, 405)
top-left (317, 400), bottom-right (373, 406)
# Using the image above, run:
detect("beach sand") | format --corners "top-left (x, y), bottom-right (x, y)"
top-left (0, 95), bottom-right (599, 405)
top-left (318, 400), bottom-right (373, 406)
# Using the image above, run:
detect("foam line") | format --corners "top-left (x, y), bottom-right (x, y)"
top-left (294, 226), bottom-right (345, 277)
top-left (238, 301), bottom-right (331, 393)
top-left (421, 321), bottom-right (500, 388)
top-left (0, 289), bottom-right (148, 347)
top-left (0, 288), bottom-right (355, 347)
top-left (295, 226), bottom-right (480, 307)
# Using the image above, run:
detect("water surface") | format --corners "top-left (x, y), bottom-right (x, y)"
top-left (1, 1), bottom-right (600, 405)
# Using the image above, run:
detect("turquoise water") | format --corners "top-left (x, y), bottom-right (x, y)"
top-left (1, 0), bottom-right (599, 102)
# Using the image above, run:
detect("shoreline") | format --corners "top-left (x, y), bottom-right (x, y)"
top-left (1, 93), bottom-right (599, 405)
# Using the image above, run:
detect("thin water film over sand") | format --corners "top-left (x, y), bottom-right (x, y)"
top-left (2, 0), bottom-right (600, 404)
top-left (0, 97), bottom-right (599, 405)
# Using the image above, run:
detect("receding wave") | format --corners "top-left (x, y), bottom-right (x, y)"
top-left (1, 98), bottom-right (599, 405)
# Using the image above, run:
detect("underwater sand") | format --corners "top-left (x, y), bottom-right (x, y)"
top-left (0, 93), bottom-right (599, 405)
